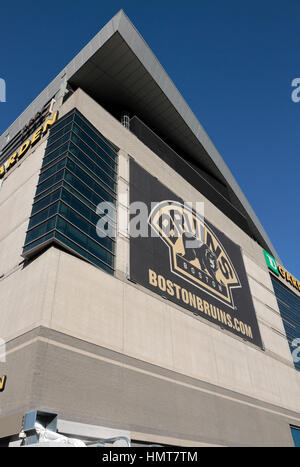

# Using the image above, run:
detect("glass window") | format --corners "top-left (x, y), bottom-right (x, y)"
top-left (58, 201), bottom-right (114, 251)
top-left (56, 217), bottom-right (114, 268)
top-left (65, 158), bottom-right (115, 201)
top-left (28, 202), bottom-right (59, 230)
top-left (47, 123), bottom-right (73, 147)
top-left (73, 111), bottom-right (118, 160)
top-left (43, 132), bottom-right (71, 155)
top-left (71, 123), bottom-right (117, 171)
top-left (54, 231), bottom-right (113, 274)
top-left (61, 180), bottom-right (98, 212)
top-left (68, 145), bottom-right (116, 192)
top-left (31, 188), bottom-right (61, 215)
top-left (291, 426), bottom-right (300, 447)
top-left (34, 181), bottom-right (63, 203)
top-left (35, 169), bottom-right (65, 197)
top-left (23, 108), bottom-right (118, 276)
top-left (271, 276), bottom-right (300, 372)
top-left (69, 135), bottom-right (116, 179)
top-left (23, 232), bottom-right (54, 254)
top-left (39, 158), bottom-right (66, 184)
top-left (60, 188), bottom-right (115, 232)
top-left (24, 217), bottom-right (56, 246)
top-left (62, 177), bottom-right (114, 211)
top-left (49, 113), bottom-right (74, 135)
top-left (43, 144), bottom-right (69, 167)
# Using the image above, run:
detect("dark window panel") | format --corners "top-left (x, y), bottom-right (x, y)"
top-left (47, 123), bottom-right (73, 147)
top-left (62, 175), bottom-right (115, 210)
top-left (271, 276), bottom-right (300, 372)
top-left (34, 181), bottom-right (64, 203)
top-left (60, 188), bottom-right (116, 231)
top-left (43, 144), bottom-right (70, 167)
top-left (58, 201), bottom-right (115, 251)
top-left (49, 112), bottom-right (74, 135)
top-left (35, 169), bottom-right (65, 197)
top-left (72, 123), bottom-right (117, 171)
top-left (69, 140), bottom-right (116, 189)
top-left (54, 231), bottom-right (113, 274)
top-left (23, 108), bottom-right (118, 277)
top-left (74, 111), bottom-right (118, 158)
top-left (39, 159), bottom-right (67, 184)
top-left (44, 132), bottom-right (71, 155)
top-left (65, 157), bottom-right (116, 200)
top-left (23, 232), bottom-right (54, 255)
top-left (24, 217), bottom-right (57, 246)
top-left (28, 202), bottom-right (59, 230)
top-left (56, 217), bottom-right (114, 268)
top-left (32, 188), bottom-right (61, 215)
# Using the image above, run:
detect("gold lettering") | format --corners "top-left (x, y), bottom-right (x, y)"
top-left (173, 284), bottom-right (181, 300)
top-left (181, 288), bottom-right (189, 304)
top-left (158, 275), bottom-right (166, 292)
top-left (227, 314), bottom-right (233, 328)
top-left (149, 269), bottom-right (157, 287)
top-left (286, 272), bottom-right (293, 285)
top-left (189, 292), bottom-right (196, 308)
top-left (245, 324), bottom-right (253, 339)
top-left (210, 305), bottom-right (217, 320)
top-left (0, 165), bottom-right (6, 178)
top-left (219, 309), bottom-right (227, 325)
top-left (31, 126), bottom-right (42, 145)
top-left (0, 375), bottom-right (7, 392)
top-left (6, 152), bottom-right (18, 170)
top-left (234, 318), bottom-right (240, 332)
top-left (197, 297), bottom-right (203, 312)
top-left (42, 111), bottom-right (58, 134)
top-left (166, 280), bottom-right (175, 296)
top-left (18, 140), bottom-right (31, 159)
top-left (278, 265), bottom-right (286, 279)
top-left (203, 301), bottom-right (210, 316)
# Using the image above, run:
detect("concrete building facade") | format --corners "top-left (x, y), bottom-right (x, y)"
top-left (0, 11), bottom-right (299, 447)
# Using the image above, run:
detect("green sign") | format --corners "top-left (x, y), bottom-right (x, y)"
top-left (263, 250), bottom-right (279, 276)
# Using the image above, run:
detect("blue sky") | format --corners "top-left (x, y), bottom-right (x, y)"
top-left (1, 0), bottom-right (299, 277)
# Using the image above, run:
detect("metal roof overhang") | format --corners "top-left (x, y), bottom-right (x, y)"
top-left (0, 10), bottom-right (279, 259)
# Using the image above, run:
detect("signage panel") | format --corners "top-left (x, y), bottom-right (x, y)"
top-left (0, 111), bottom-right (58, 180)
top-left (263, 250), bottom-right (300, 293)
top-left (130, 159), bottom-right (263, 348)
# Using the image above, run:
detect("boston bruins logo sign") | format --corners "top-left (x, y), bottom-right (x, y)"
top-left (129, 159), bottom-right (263, 348)
top-left (149, 201), bottom-right (241, 309)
